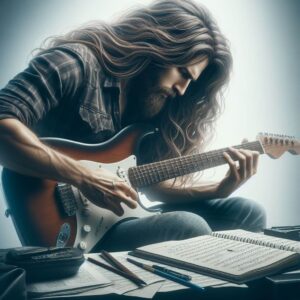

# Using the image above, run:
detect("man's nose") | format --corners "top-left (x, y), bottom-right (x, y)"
top-left (173, 79), bottom-right (191, 96)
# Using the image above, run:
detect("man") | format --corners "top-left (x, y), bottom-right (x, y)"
top-left (0, 0), bottom-right (266, 252)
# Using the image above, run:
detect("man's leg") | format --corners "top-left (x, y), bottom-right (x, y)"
top-left (157, 197), bottom-right (267, 232)
top-left (93, 211), bottom-right (212, 252)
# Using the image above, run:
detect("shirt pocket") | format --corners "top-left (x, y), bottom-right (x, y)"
top-left (79, 104), bottom-right (114, 133)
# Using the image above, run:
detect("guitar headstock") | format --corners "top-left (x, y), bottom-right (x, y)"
top-left (257, 133), bottom-right (300, 159)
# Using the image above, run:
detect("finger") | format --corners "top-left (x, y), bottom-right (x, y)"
top-left (104, 195), bottom-right (124, 216)
top-left (223, 152), bottom-right (240, 180)
top-left (228, 148), bottom-right (247, 180)
top-left (239, 149), bottom-right (253, 178)
top-left (118, 191), bottom-right (138, 209)
top-left (252, 151), bottom-right (260, 174)
top-left (118, 182), bottom-right (139, 201)
top-left (104, 181), bottom-right (138, 209)
top-left (107, 181), bottom-right (138, 209)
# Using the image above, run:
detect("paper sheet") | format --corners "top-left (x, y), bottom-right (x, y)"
top-left (86, 253), bottom-right (164, 295)
top-left (27, 260), bottom-right (111, 297)
top-left (112, 254), bottom-right (227, 293)
top-left (28, 250), bottom-right (232, 299)
top-left (125, 282), bottom-right (164, 298)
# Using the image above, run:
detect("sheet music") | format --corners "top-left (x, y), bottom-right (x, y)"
top-left (87, 252), bottom-right (226, 295)
top-left (30, 253), bottom-right (165, 299)
top-left (137, 235), bottom-right (296, 276)
top-left (213, 229), bottom-right (300, 253)
top-left (110, 253), bottom-right (227, 292)
top-left (27, 251), bottom-right (231, 299)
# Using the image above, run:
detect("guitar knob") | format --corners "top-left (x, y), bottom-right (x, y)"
top-left (82, 224), bottom-right (91, 233)
top-left (78, 241), bottom-right (87, 250)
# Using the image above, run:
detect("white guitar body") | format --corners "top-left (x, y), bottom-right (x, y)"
top-left (72, 156), bottom-right (160, 252)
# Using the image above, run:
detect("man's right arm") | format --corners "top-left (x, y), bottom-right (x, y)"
top-left (0, 118), bottom-right (138, 216)
top-left (0, 118), bottom-right (88, 185)
top-left (0, 46), bottom-right (138, 215)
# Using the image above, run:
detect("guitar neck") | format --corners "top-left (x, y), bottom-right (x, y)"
top-left (128, 141), bottom-right (264, 188)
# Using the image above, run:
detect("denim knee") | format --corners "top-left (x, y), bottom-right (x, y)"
top-left (230, 197), bottom-right (267, 232)
top-left (166, 211), bottom-right (212, 239)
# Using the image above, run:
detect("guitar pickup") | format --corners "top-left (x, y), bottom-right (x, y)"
top-left (56, 183), bottom-right (78, 216)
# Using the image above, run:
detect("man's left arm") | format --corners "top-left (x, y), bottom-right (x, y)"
top-left (142, 147), bottom-right (260, 204)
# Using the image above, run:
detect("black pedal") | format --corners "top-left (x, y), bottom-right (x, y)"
top-left (5, 247), bottom-right (85, 282)
top-left (264, 226), bottom-right (300, 241)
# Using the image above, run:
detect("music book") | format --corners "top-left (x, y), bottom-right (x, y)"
top-left (129, 229), bottom-right (300, 284)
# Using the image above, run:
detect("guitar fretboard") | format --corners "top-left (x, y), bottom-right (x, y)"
top-left (128, 141), bottom-right (264, 188)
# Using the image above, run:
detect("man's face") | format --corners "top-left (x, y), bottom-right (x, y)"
top-left (123, 58), bottom-right (209, 124)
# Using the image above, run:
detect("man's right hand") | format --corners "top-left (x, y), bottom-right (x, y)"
top-left (77, 167), bottom-right (139, 216)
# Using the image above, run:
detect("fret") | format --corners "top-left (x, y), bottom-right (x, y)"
top-left (202, 152), bottom-right (210, 169)
top-left (157, 162), bottom-right (165, 182)
top-left (165, 161), bottom-right (172, 180)
top-left (162, 161), bottom-right (168, 180)
top-left (150, 163), bottom-right (158, 183)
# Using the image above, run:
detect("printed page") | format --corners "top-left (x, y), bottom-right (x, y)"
top-left (85, 253), bottom-right (164, 295)
top-left (213, 229), bottom-right (300, 253)
top-left (136, 235), bottom-right (296, 277)
top-left (27, 260), bottom-right (111, 296)
top-left (85, 252), bottom-right (226, 295)
top-left (112, 253), bottom-right (227, 292)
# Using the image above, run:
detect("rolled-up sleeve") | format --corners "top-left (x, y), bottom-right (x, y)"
top-left (0, 47), bottom-right (85, 126)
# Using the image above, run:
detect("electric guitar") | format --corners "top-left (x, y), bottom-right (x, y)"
top-left (2, 124), bottom-right (299, 252)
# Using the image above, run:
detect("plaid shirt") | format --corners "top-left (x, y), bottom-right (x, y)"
top-left (0, 43), bottom-right (122, 143)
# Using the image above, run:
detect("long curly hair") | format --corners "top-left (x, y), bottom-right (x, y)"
top-left (39, 0), bottom-right (233, 184)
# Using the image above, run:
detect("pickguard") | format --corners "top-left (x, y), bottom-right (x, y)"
top-left (72, 155), bottom-right (160, 252)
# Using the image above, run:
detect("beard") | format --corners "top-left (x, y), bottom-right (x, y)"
top-left (122, 66), bottom-right (176, 125)
top-left (138, 86), bottom-right (173, 120)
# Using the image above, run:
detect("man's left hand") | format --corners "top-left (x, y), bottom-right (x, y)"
top-left (215, 140), bottom-right (260, 198)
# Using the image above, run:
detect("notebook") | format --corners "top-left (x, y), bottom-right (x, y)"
top-left (129, 229), bottom-right (300, 284)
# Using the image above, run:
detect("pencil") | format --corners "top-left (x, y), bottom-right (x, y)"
top-left (152, 264), bottom-right (192, 281)
top-left (100, 251), bottom-right (147, 286)
top-left (127, 257), bottom-right (205, 293)
top-left (87, 257), bottom-right (146, 287)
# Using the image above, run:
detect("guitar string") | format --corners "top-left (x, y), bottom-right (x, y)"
top-left (130, 139), bottom-right (297, 188)
top-left (132, 142), bottom-right (261, 186)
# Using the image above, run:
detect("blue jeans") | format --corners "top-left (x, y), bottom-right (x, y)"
top-left (94, 197), bottom-right (266, 252)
